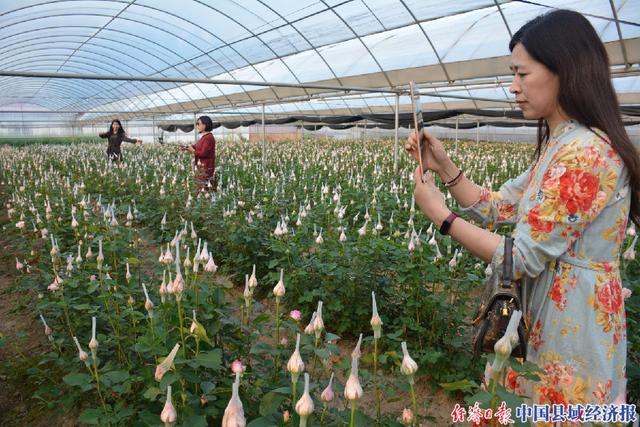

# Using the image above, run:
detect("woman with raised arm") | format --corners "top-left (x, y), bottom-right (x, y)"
top-left (407, 9), bottom-right (638, 407)
top-left (99, 119), bottom-right (142, 161)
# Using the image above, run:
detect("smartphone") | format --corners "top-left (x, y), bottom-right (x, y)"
top-left (409, 81), bottom-right (425, 180)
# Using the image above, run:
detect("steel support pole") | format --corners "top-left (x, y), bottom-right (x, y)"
top-left (393, 93), bottom-right (399, 172)
top-left (363, 119), bottom-right (367, 145)
top-left (476, 121), bottom-right (480, 144)
top-left (261, 104), bottom-right (266, 164)
top-left (0, 70), bottom-right (399, 94)
top-left (152, 116), bottom-right (155, 143)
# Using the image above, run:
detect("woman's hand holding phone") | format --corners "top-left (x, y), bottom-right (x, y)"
top-left (405, 129), bottom-right (450, 174)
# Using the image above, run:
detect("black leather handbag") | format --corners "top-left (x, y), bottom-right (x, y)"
top-left (471, 237), bottom-right (529, 359)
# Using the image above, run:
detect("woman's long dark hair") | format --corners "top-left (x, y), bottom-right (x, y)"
top-left (510, 9), bottom-right (640, 226)
top-left (106, 119), bottom-right (125, 136)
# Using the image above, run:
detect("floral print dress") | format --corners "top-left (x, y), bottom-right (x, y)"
top-left (462, 120), bottom-right (629, 409)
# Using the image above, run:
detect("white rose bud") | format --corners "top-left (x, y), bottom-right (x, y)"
top-left (155, 343), bottom-right (180, 381)
top-left (370, 291), bottom-right (383, 339)
top-left (344, 355), bottom-right (363, 401)
top-left (160, 385), bottom-right (177, 426)
top-left (72, 336), bottom-right (89, 363)
top-left (295, 373), bottom-right (314, 419)
top-left (204, 254), bottom-right (217, 273)
top-left (400, 342), bottom-right (418, 382)
top-left (221, 372), bottom-right (245, 427)
top-left (273, 269), bottom-right (285, 298)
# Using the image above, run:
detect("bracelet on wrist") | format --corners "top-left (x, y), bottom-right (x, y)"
top-left (444, 169), bottom-right (463, 188)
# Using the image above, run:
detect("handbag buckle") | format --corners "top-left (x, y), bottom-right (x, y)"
top-left (501, 300), bottom-right (510, 316)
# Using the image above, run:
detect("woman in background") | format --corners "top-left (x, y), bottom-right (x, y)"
top-left (182, 115), bottom-right (216, 191)
top-left (99, 119), bottom-right (142, 161)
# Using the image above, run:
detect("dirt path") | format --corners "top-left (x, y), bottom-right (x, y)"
top-left (0, 195), bottom-right (78, 426)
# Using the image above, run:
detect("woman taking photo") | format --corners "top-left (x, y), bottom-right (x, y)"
top-left (182, 115), bottom-right (216, 192)
top-left (99, 119), bottom-right (142, 161)
top-left (406, 10), bottom-right (637, 407)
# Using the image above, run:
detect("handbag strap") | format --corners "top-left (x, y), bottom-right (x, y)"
top-left (503, 237), bottom-right (514, 283)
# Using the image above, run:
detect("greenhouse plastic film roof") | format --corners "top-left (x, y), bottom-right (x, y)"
top-left (0, 0), bottom-right (638, 123)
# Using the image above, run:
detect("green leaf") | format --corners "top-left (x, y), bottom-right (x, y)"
top-left (247, 416), bottom-right (278, 427)
top-left (183, 415), bottom-right (208, 427)
top-left (200, 381), bottom-right (216, 394)
top-left (112, 382), bottom-right (132, 394)
top-left (78, 408), bottom-right (103, 425)
top-left (421, 349), bottom-right (443, 364)
top-left (314, 347), bottom-right (331, 359)
top-left (143, 386), bottom-right (162, 401)
top-left (111, 401), bottom-right (135, 421)
top-left (259, 390), bottom-right (287, 417)
top-left (250, 342), bottom-right (273, 354)
top-left (196, 349), bottom-right (222, 369)
top-left (87, 281), bottom-right (99, 294)
top-left (127, 257), bottom-right (140, 264)
top-left (63, 372), bottom-right (93, 391)
top-left (325, 332), bottom-right (340, 342)
top-left (192, 319), bottom-right (211, 345)
top-left (269, 386), bottom-right (291, 394)
top-left (101, 370), bottom-right (129, 386)
top-left (253, 313), bottom-right (271, 325)
top-left (267, 259), bottom-right (280, 269)
top-left (464, 390), bottom-right (493, 407)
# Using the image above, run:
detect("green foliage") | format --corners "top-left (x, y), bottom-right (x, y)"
top-left (0, 137), bottom-right (101, 147)
top-left (1, 136), bottom-right (633, 426)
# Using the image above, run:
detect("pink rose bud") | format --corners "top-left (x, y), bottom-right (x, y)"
top-left (321, 373), bottom-right (335, 402)
top-left (289, 310), bottom-right (301, 321)
top-left (231, 359), bottom-right (245, 375)
top-left (402, 408), bottom-right (414, 426)
top-left (283, 410), bottom-right (290, 423)
top-left (622, 287), bottom-right (632, 300)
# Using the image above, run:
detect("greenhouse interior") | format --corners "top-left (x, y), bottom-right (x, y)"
top-left (1, 1), bottom-right (639, 426)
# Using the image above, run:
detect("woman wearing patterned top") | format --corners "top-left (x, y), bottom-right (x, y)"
top-left (406, 10), bottom-right (639, 410)
top-left (99, 119), bottom-right (142, 161)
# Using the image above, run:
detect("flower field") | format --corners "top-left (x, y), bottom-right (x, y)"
top-left (0, 137), bottom-right (637, 426)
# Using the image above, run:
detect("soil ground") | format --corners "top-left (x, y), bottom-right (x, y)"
top-left (0, 195), bottom-right (79, 426)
